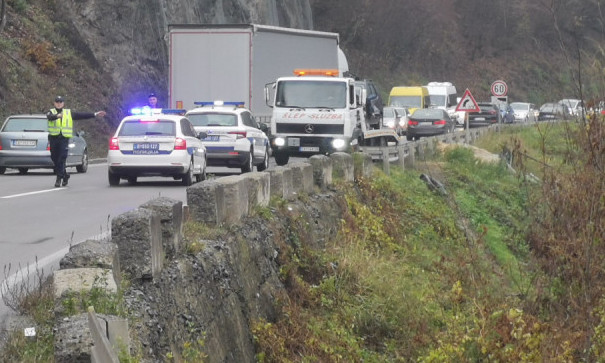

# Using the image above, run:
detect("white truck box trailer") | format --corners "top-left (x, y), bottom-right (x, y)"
top-left (168, 23), bottom-right (348, 119)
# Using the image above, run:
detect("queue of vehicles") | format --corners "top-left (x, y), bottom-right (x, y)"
top-left (1, 23), bottom-right (585, 181)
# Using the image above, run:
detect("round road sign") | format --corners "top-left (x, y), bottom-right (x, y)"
top-left (491, 80), bottom-right (508, 97)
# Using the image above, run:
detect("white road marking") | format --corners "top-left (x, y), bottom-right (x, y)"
top-left (1, 188), bottom-right (65, 199)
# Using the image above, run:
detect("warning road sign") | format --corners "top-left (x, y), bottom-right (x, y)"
top-left (456, 89), bottom-right (480, 112)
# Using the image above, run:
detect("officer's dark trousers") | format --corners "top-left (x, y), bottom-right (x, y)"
top-left (49, 134), bottom-right (69, 178)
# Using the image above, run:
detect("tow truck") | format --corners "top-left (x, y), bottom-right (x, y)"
top-left (265, 69), bottom-right (399, 165)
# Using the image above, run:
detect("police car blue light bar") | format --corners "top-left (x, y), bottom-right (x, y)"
top-left (193, 101), bottom-right (245, 107)
top-left (160, 109), bottom-right (186, 115)
top-left (130, 106), bottom-right (165, 116)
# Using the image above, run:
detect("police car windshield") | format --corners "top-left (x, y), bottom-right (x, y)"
top-left (275, 80), bottom-right (346, 109)
top-left (187, 113), bottom-right (237, 127)
top-left (119, 120), bottom-right (176, 136)
top-left (3, 118), bottom-right (48, 132)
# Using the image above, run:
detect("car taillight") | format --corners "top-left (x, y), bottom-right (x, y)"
top-left (408, 120), bottom-right (419, 126)
top-left (434, 120), bottom-right (446, 125)
top-left (46, 142), bottom-right (50, 151)
top-left (175, 138), bottom-right (187, 150)
top-left (229, 131), bottom-right (247, 139)
top-left (109, 137), bottom-right (120, 150)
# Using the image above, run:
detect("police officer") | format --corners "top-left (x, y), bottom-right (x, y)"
top-left (147, 93), bottom-right (159, 108)
top-left (46, 96), bottom-right (106, 187)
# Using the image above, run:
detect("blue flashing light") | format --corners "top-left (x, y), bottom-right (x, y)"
top-left (161, 109), bottom-right (187, 115)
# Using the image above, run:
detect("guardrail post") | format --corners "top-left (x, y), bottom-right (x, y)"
top-left (382, 148), bottom-right (390, 175)
top-left (397, 146), bottom-right (405, 170)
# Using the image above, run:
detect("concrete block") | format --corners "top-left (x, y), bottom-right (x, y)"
top-left (59, 240), bottom-right (121, 286)
top-left (111, 208), bottom-right (162, 281)
top-left (187, 179), bottom-right (222, 224)
top-left (246, 172), bottom-right (271, 210)
top-left (289, 162), bottom-right (314, 194)
top-left (53, 268), bottom-right (117, 299)
top-left (218, 175), bottom-right (249, 224)
top-left (330, 152), bottom-right (354, 181)
top-left (268, 167), bottom-right (284, 198)
top-left (309, 154), bottom-right (332, 190)
top-left (141, 197), bottom-right (184, 258)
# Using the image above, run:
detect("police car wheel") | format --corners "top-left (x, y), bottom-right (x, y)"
top-left (241, 149), bottom-right (253, 173)
top-left (257, 148), bottom-right (269, 172)
top-left (108, 171), bottom-right (120, 186)
top-left (182, 160), bottom-right (194, 186)
top-left (196, 165), bottom-right (206, 182)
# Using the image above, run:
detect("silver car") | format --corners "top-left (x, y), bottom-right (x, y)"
top-left (0, 114), bottom-right (88, 174)
top-left (186, 101), bottom-right (270, 173)
top-left (107, 113), bottom-right (207, 186)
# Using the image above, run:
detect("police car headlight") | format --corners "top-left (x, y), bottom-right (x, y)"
top-left (68, 143), bottom-right (75, 149)
top-left (332, 139), bottom-right (346, 149)
top-left (274, 137), bottom-right (285, 147)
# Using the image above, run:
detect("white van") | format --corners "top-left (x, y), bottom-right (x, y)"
top-left (426, 82), bottom-right (458, 121)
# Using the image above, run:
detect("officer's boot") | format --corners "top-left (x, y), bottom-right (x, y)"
top-left (62, 174), bottom-right (70, 187)
top-left (55, 176), bottom-right (61, 187)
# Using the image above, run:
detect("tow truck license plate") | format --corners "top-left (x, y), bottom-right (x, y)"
top-left (300, 146), bottom-right (319, 152)
top-left (287, 138), bottom-right (300, 147)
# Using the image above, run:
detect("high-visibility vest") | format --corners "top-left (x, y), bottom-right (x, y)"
top-left (48, 109), bottom-right (73, 138)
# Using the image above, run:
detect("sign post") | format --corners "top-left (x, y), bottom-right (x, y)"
top-left (456, 89), bottom-right (480, 143)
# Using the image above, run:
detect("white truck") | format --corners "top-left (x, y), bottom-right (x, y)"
top-left (265, 69), bottom-right (399, 165)
top-left (426, 82), bottom-right (459, 123)
top-left (168, 23), bottom-right (349, 120)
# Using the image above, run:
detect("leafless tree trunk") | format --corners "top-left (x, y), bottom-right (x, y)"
top-left (0, 0), bottom-right (6, 34)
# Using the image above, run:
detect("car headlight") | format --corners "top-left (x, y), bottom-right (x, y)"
top-left (332, 139), bottom-right (346, 149)
top-left (274, 137), bottom-right (285, 147)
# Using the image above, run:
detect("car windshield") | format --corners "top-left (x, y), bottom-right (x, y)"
top-left (2, 118), bottom-right (48, 132)
top-left (390, 96), bottom-right (422, 108)
top-left (540, 104), bottom-right (558, 112)
top-left (510, 103), bottom-right (529, 111)
top-left (275, 80), bottom-right (347, 108)
top-left (428, 95), bottom-right (446, 107)
top-left (187, 113), bottom-right (237, 127)
top-left (412, 108), bottom-right (443, 118)
top-left (118, 120), bottom-right (176, 136)
top-left (383, 107), bottom-right (396, 118)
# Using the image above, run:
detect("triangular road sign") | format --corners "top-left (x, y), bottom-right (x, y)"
top-left (456, 89), bottom-right (480, 112)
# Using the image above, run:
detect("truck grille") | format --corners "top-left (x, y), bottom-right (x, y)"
top-left (276, 123), bottom-right (344, 135)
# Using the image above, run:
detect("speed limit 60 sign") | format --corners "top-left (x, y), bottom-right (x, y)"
top-left (491, 80), bottom-right (508, 97)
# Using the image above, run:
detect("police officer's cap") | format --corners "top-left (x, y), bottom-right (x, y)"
top-left (55, 96), bottom-right (64, 102)
top-left (148, 93), bottom-right (156, 98)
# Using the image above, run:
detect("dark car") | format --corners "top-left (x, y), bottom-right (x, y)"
top-left (497, 103), bottom-right (515, 124)
top-left (0, 114), bottom-right (88, 175)
top-left (406, 108), bottom-right (455, 141)
top-left (538, 103), bottom-right (570, 121)
top-left (467, 103), bottom-right (501, 128)
top-left (354, 79), bottom-right (384, 129)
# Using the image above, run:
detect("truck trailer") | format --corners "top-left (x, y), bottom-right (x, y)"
top-left (168, 23), bottom-right (348, 120)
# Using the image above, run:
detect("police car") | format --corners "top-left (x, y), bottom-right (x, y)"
top-left (186, 101), bottom-right (270, 173)
top-left (107, 108), bottom-right (207, 186)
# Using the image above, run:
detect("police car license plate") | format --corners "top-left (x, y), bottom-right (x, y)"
top-left (203, 135), bottom-right (220, 142)
top-left (300, 146), bottom-right (319, 152)
top-left (13, 139), bottom-right (36, 147)
top-left (133, 143), bottom-right (159, 154)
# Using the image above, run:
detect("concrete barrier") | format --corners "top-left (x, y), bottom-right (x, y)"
top-left (330, 152), bottom-right (354, 182)
top-left (309, 155), bottom-right (333, 190)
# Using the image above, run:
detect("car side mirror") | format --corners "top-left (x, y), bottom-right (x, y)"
top-left (77, 130), bottom-right (85, 137)
top-left (197, 131), bottom-right (208, 139)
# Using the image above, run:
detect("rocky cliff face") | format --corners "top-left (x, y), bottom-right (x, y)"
top-left (59, 0), bottom-right (313, 112)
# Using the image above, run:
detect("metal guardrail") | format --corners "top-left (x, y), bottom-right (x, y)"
top-left (88, 306), bottom-right (120, 363)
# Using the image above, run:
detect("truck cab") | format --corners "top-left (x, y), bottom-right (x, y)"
top-left (265, 69), bottom-right (363, 165)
